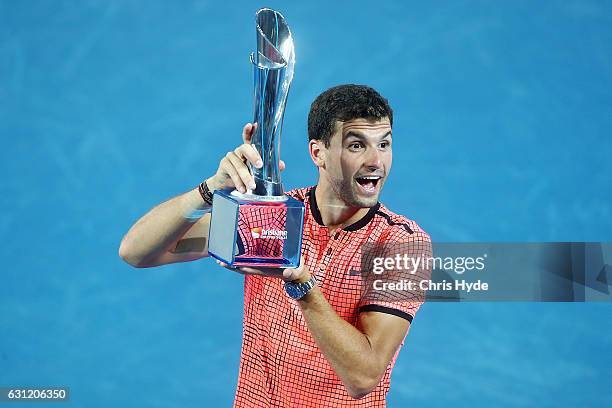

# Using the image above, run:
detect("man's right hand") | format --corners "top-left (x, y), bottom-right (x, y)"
top-left (206, 123), bottom-right (285, 193)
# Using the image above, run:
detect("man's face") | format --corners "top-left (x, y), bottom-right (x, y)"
top-left (322, 117), bottom-right (392, 208)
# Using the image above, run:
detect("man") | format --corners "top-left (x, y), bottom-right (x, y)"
top-left (119, 84), bottom-right (431, 407)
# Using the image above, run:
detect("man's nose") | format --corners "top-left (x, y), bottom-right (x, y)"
top-left (364, 147), bottom-right (382, 169)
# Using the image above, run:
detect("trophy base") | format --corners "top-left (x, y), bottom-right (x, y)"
top-left (208, 189), bottom-right (305, 268)
top-left (228, 256), bottom-right (296, 268)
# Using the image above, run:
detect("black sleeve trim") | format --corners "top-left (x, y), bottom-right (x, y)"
top-left (358, 304), bottom-right (413, 323)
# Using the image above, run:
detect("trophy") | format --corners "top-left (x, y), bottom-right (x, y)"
top-left (207, 8), bottom-right (305, 268)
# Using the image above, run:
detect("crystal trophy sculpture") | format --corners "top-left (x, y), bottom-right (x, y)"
top-left (207, 8), bottom-right (304, 268)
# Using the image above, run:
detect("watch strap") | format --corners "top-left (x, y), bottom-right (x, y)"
top-left (285, 276), bottom-right (317, 300)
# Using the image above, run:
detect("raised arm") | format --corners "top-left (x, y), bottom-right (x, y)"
top-left (118, 186), bottom-right (213, 268)
top-left (118, 123), bottom-right (267, 268)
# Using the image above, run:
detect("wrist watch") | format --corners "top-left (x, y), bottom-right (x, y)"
top-left (284, 276), bottom-right (317, 300)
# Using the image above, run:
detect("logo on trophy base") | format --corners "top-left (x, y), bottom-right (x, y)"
top-left (207, 9), bottom-right (304, 268)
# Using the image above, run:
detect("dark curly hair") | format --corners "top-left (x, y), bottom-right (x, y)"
top-left (307, 84), bottom-right (393, 147)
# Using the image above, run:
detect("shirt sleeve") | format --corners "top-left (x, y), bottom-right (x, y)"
top-left (357, 228), bottom-right (432, 323)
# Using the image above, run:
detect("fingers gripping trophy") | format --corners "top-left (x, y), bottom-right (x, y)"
top-left (207, 9), bottom-right (305, 268)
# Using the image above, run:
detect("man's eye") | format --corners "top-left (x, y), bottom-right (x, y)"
top-left (349, 142), bottom-right (363, 150)
top-left (380, 141), bottom-right (390, 149)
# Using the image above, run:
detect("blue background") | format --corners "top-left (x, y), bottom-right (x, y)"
top-left (1, 1), bottom-right (611, 407)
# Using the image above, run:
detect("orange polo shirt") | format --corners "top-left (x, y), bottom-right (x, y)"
top-left (233, 186), bottom-right (431, 407)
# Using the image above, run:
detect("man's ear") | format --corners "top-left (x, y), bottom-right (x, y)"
top-left (309, 139), bottom-right (326, 169)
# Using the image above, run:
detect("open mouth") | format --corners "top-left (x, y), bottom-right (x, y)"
top-left (355, 175), bottom-right (382, 194)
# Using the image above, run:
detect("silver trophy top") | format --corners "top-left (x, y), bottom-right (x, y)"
top-left (248, 8), bottom-right (295, 199)
top-left (254, 8), bottom-right (295, 81)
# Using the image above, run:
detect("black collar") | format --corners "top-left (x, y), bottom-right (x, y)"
top-left (307, 186), bottom-right (380, 232)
